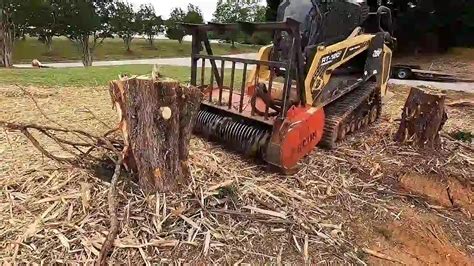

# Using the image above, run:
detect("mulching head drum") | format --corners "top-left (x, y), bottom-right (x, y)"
top-left (194, 107), bottom-right (271, 158)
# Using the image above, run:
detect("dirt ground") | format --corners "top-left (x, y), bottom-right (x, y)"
top-left (394, 48), bottom-right (474, 79)
top-left (0, 84), bottom-right (473, 264)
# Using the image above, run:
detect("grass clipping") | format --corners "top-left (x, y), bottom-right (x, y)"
top-left (0, 84), bottom-right (473, 264)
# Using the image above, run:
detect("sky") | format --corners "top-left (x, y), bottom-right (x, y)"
top-left (128, 0), bottom-right (221, 22)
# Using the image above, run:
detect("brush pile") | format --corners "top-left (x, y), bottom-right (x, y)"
top-left (0, 84), bottom-right (473, 264)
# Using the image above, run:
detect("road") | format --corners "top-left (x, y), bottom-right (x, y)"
top-left (13, 53), bottom-right (258, 69)
top-left (14, 53), bottom-right (473, 92)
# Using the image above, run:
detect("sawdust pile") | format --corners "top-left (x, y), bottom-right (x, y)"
top-left (0, 84), bottom-right (473, 264)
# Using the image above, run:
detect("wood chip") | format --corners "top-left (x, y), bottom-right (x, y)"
top-left (362, 247), bottom-right (405, 264)
top-left (179, 214), bottom-right (200, 229)
top-left (243, 206), bottom-right (287, 219)
top-left (203, 230), bottom-right (211, 256)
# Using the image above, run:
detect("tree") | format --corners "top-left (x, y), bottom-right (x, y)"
top-left (1, 0), bottom-right (30, 67)
top-left (184, 4), bottom-right (204, 24)
top-left (213, 0), bottom-right (265, 47)
top-left (27, 0), bottom-right (61, 53)
top-left (254, 4), bottom-right (267, 23)
top-left (111, 1), bottom-right (139, 52)
top-left (166, 8), bottom-right (186, 43)
top-left (136, 4), bottom-right (163, 49)
top-left (265, 0), bottom-right (280, 21)
top-left (56, 0), bottom-right (113, 67)
top-left (166, 5), bottom-right (204, 44)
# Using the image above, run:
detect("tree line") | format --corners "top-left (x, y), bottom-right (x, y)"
top-left (264, 0), bottom-right (474, 53)
top-left (3, 0), bottom-right (471, 68)
top-left (382, 0), bottom-right (474, 53)
top-left (0, 0), bottom-right (204, 67)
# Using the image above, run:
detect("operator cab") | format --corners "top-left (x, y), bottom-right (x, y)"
top-left (275, 0), bottom-right (370, 69)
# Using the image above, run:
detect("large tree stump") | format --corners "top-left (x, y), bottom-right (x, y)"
top-left (395, 86), bottom-right (447, 149)
top-left (109, 76), bottom-right (202, 192)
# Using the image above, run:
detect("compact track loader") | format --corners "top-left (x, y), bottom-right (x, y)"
top-left (182, 0), bottom-right (394, 172)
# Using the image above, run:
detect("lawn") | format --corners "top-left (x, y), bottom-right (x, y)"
top-left (0, 65), bottom-right (246, 88)
top-left (13, 37), bottom-right (259, 64)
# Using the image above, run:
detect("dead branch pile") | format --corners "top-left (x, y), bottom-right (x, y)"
top-left (0, 84), bottom-right (473, 264)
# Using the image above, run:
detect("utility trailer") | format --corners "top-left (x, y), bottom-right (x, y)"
top-left (391, 64), bottom-right (472, 82)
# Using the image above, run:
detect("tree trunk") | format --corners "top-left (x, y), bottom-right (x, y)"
top-left (123, 37), bottom-right (132, 52)
top-left (80, 35), bottom-right (93, 67)
top-left (0, 20), bottom-right (14, 68)
top-left (147, 35), bottom-right (154, 48)
top-left (109, 76), bottom-right (202, 193)
top-left (395, 86), bottom-right (448, 149)
top-left (46, 35), bottom-right (53, 53)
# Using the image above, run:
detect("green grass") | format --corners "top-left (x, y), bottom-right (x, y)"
top-left (13, 37), bottom-right (259, 64)
top-left (0, 65), bottom-right (246, 88)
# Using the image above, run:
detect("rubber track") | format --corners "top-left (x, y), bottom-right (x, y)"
top-left (319, 82), bottom-right (379, 148)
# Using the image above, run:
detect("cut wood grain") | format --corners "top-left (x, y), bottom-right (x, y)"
top-left (395, 86), bottom-right (447, 149)
top-left (109, 76), bottom-right (202, 192)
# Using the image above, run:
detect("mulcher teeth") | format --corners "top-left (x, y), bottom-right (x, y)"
top-left (194, 109), bottom-right (270, 158)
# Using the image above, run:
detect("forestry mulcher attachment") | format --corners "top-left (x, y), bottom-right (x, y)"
top-left (182, 0), bottom-right (394, 172)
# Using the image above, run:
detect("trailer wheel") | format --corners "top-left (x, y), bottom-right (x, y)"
top-left (395, 68), bottom-right (412, 79)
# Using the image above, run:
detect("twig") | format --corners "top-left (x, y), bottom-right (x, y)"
top-left (0, 121), bottom-right (123, 166)
top-left (20, 128), bottom-right (75, 164)
top-left (441, 133), bottom-right (474, 152)
top-left (97, 158), bottom-right (123, 265)
top-left (15, 84), bottom-right (113, 146)
top-left (15, 84), bottom-right (62, 127)
top-left (362, 247), bottom-right (405, 265)
top-left (82, 107), bottom-right (113, 130)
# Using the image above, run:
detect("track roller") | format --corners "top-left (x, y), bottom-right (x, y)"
top-left (319, 82), bottom-right (381, 149)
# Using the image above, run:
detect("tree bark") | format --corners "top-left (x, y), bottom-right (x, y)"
top-left (123, 36), bottom-right (132, 52)
top-left (0, 19), bottom-right (14, 68)
top-left (79, 35), bottom-right (93, 67)
top-left (395, 86), bottom-right (448, 149)
top-left (46, 35), bottom-right (53, 53)
top-left (109, 76), bottom-right (202, 193)
top-left (147, 35), bottom-right (154, 48)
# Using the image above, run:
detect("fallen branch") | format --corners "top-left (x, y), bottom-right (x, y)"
top-left (97, 158), bottom-right (123, 265)
top-left (0, 121), bottom-right (123, 166)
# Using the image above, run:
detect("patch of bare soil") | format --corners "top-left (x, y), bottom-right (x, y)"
top-left (400, 173), bottom-right (473, 215)
top-left (0, 84), bottom-right (473, 264)
top-left (361, 208), bottom-right (472, 265)
top-left (393, 48), bottom-right (474, 79)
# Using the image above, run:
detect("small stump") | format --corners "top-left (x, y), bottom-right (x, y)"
top-left (110, 76), bottom-right (202, 192)
top-left (395, 86), bottom-right (447, 149)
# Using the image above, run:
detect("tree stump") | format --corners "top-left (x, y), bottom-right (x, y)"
top-left (109, 76), bottom-right (202, 192)
top-left (395, 86), bottom-right (448, 149)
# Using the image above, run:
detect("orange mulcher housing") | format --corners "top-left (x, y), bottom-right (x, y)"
top-left (183, 19), bottom-right (326, 172)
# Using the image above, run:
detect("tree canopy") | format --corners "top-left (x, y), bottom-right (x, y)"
top-left (212, 0), bottom-right (267, 46)
top-left (137, 4), bottom-right (164, 48)
top-left (110, 1), bottom-right (139, 52)
top-left (55, 0), bottom-right (114, 66)
top-left (264, 0), bottom-right (474, 52)
top-left (27, 0), bottom-right (61, 52)
top-left (166, 5), bottom-right (204, 44)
